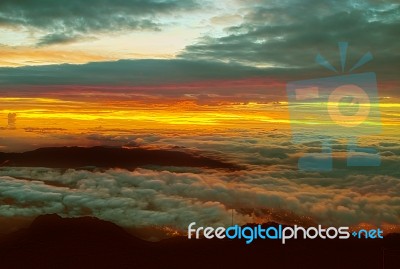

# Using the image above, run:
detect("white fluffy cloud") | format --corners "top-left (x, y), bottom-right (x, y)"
top-left (0, 131), bottom-right (399, 232)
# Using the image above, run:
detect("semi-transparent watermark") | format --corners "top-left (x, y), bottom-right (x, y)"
top-left (286, 42), bottom-right (381, 171)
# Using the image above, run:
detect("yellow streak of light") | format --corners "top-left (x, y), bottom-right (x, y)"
top-left (0, 97), bottom-right (398, 139)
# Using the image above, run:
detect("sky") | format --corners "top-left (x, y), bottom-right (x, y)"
top-left (0, 0), bottom-right (399, 237)
top-left (0, 0), bottom-right (398, 151)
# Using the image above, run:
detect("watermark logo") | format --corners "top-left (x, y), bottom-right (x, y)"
top-left (286, 42), bottom-right (381, 171)
top-left (188, 222), bottom-right (383, 244)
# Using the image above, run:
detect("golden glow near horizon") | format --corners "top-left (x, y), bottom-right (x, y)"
top-left (0, 97), bottom-right (289, 130)
top-left (1, 97), bottom-right (398, 137)
top-left (0, 96), bottom-right (289, 151)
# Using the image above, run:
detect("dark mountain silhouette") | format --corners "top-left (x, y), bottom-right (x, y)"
top-left (0, 214), bottom-right (150, 269)
top-left (0, 214), bottom-right (399, 269)
top-left (0, 146), bottom-right (240, 170)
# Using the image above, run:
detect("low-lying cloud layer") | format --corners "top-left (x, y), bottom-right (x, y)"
top-left (0, 131), bottom-right (399, 232)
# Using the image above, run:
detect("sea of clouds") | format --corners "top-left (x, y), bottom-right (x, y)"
top-left (0, 131), bottom-right (399, 233)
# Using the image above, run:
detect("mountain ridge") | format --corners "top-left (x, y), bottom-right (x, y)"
top-left (0, 146), bottom-right (240, 170)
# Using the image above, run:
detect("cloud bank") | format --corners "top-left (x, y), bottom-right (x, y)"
top-left (0, 0), bottom-right (199, 46)
top-left (181, 0), bottom-right (400, 81)
top-left (0, 132), bottom-right (399, 232)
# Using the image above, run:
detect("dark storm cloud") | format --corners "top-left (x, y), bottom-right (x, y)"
top-left (36, 33), bottom-right (91, 47)
top-left (0, 59), bottom-right (267, 86)
top-left (181, 0), bottom-right (400, 81)
top-left (0, 0), bottom-right (198, 45)
top-left (0, 59), bottom-right (290, 103)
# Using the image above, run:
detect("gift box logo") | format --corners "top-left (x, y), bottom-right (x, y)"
top-left (287, 42), bottom-right (381, 171)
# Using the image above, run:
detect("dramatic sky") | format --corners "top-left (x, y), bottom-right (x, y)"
top-left (0, 0), bottom-right (399, 237)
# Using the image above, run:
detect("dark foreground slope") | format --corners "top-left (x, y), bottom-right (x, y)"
top-left (0, 215), bottom-right (399, 269)
top-left (0, 146), bottom-right (239, 170)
